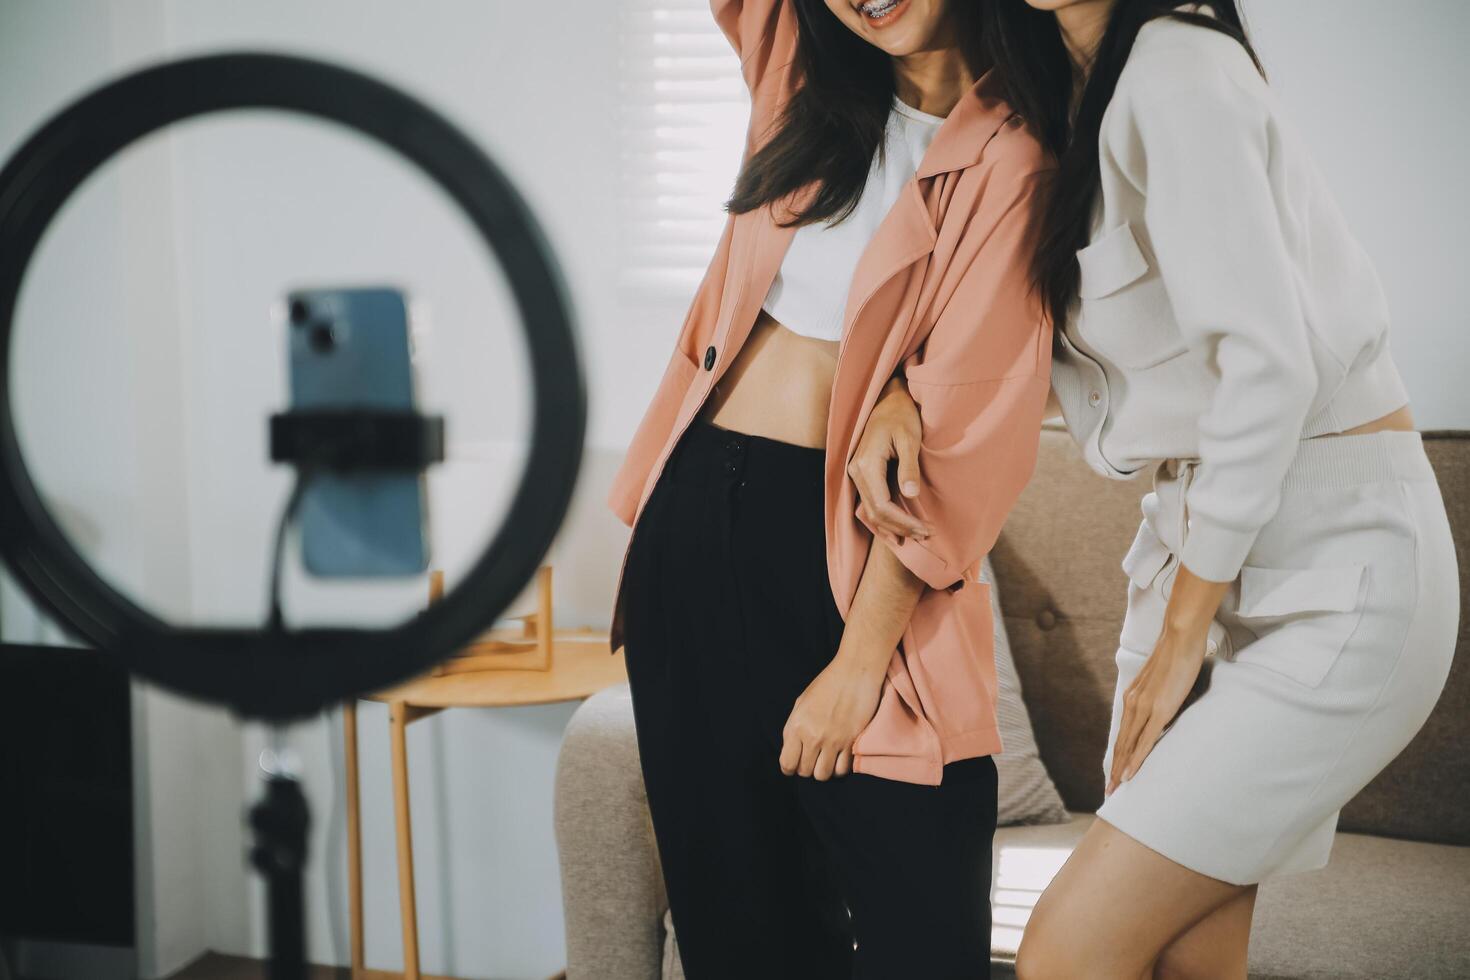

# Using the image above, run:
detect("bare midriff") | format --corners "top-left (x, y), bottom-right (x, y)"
top-left (1315, 402), bottom-right (1416, 438)
top-left (701, 309), bottom-right (840, 449)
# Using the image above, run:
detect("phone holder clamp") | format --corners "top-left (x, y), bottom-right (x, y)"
top-left (268, 409), bottom-right (446, 471)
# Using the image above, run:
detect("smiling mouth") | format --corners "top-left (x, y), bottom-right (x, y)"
top-left (858, 0), bottom-right (902, 20)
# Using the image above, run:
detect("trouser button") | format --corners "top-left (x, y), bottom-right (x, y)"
top-left (704, 346), bottom-right (717, 370)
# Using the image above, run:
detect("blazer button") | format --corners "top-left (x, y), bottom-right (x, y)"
top-left (703, 346), bottom-right (716, 371)
top-left (1037, 608), bottom-right (1057, 631)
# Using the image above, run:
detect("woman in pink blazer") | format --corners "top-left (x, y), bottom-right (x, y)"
top-left (607, 0), bottom-right (1052, 976)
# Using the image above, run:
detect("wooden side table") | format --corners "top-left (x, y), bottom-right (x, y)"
top-left (343, 633), bottom-right (627, 980)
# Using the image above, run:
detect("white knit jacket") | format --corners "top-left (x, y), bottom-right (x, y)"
top-left (1051, 12), bottom-right (1410, 583)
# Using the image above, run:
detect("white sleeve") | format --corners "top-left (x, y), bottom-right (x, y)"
top-left (1126, 55), bottom-right (1318, 583)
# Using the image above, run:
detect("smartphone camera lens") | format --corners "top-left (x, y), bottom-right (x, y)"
top-left (308, 322), bottom-right (337, 354)
top-left (289, 298), bottom-right (312, 325)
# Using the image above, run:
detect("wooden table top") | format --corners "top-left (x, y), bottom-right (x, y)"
top-left (362, 632), bottom-right (626, 709)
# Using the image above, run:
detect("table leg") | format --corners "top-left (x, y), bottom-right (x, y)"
top-left (389, 700), bottom-right (422, 980)
top-left (343, 702), bottom-right (364, 980)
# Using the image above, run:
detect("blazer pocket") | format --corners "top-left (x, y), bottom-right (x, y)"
top-left (1227, 563), bottom-right (1368, 688)
top-left (1074, 222), bottom-right (1187, 371)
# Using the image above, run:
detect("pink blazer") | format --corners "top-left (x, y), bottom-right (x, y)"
top-left (608, 0), bottom-right (1054, 785)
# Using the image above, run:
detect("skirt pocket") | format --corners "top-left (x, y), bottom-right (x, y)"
top-left (1116, 519), bottom-right (1231, 665)
top-left (1120, 518), bottom-right (1173, 592)
top-left (1226, 563), bottom-right (1369, 687)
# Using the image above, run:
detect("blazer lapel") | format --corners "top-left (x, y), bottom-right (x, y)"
top-left (838, 68), bottom-right (1017, 365)
top-left (825, 176), bottom-right (937, 469)
top-left (915, 68), bottom-right (1016, 179)
top-left (829, 70), bottom-right (1018, 458)
top-left (840, 176), bottom-right (937, 356)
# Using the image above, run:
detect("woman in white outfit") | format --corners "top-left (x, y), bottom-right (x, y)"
top-left (846, 1), bottom-right (1460, 975)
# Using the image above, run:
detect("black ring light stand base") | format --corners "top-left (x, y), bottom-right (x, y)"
top-left (250, 766), bottom-right (310, 978)
top-left (0, 53), bottom-right (585, 980)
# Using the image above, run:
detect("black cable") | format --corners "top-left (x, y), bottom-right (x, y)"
top-left (267, 469), bottom-right (314, 634)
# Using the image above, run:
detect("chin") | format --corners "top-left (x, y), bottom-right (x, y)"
top-left (829, 0), bottom-right (952, 57)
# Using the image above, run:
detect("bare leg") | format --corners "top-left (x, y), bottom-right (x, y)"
top-left (1152, 886), bottom-right (1257, 980)
top-left (1014, 817), bottom-right (1249, 980)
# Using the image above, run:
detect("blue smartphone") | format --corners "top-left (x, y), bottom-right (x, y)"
top-left (286, 286), bottom-right (429, 577)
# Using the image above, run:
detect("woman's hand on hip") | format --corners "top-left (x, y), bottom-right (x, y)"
top-left (780, 656), bottom-right (886, 781)
top-left (848, 375), bottom-right (933, 541)
top-left (1108, 563), bottom-right (1231, 796)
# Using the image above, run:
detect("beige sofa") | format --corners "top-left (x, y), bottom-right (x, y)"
top-left (554, 425), bottom-right (1470, 979)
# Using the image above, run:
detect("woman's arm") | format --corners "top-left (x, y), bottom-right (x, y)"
top-left (787, 129), bottom-right (1052, 775)
top-left (852, 379), bottom-right (1060, 542)
top-left (710, 0), bottom-right (800, 160)
top-left (1109, 43), bottom-right (1321, 788)
top-left (1124, 49), bottom-right (1318, 585)
top-left (710, 0), bottom-right (790, 84)
top-left (847, 375), bottom-right (934, 541)
top-left (780, 536), bottom-right (924, 780)
top-left (852, 159), bottom-right (1053, 592)
top-left (1106, 566), bottom-right (1230, 796)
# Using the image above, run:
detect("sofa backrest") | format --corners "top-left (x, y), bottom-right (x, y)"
top-left (994, 424), bottom-right (1469, 847)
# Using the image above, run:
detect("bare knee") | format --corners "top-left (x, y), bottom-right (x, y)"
top-left (1015, 906), bottom-right (1095, 980)
top-left (1017, 903), bottom-right (1166, 980)
top-left (1013, 934), bottom-right (1057, 980)
top-left (1014, 894), bottom-right (1054, 978)
top-left (1150, 887), bottom-right (1255, 980)
top-left (1014, 939), bottom-right (1107, 980)
top-left (1152, 941), bottom-right (1248, 980)
top-left (1151, 948), bottom-right (1198, 980)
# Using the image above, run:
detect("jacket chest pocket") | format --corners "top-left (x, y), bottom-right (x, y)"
top-left (1225, 563), bottom-right (1369, 688)
top-left (1074, 222), bottom-right (1187, 371)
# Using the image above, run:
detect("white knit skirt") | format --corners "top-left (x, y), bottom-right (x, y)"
top-left (1096, 430), bottom-right (1459, 885)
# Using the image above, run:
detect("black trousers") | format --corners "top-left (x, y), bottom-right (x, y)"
top-left (620, 419), bottom-right (997, 980)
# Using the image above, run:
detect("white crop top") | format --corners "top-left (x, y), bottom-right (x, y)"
top-left (760, 95), bottom-right (945, 342)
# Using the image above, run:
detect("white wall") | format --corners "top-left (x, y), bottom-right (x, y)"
top-left (1247, 0), bottom-right (1470, 429)
top-left (0, 2), bottom-right (243, 977)
top-left (0, 1), bottom-right (1466, 979)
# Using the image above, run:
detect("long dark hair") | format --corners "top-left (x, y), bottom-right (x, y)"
top-left (984, 1), bottom-right (1264, 329)
top-left (725, 0), bottom-right (986, 227)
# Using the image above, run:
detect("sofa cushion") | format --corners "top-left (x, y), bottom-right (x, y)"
top-left (991, 425), bottom-right (1150, 812)
top-left (555, 685), bottom-right (671, 980)
top-left (988, 814), bottom-right (1470, 979)
top-left (982, 555), bottom-right (1069, 827)
top-left (1248, 830), bottom-right (1470, 979)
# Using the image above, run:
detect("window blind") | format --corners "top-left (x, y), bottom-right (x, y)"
top-left (619, 0), bottom-right (750, 298)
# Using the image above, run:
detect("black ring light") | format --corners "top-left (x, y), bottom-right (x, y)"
top-left (0, 53), bottom-right (586, 720)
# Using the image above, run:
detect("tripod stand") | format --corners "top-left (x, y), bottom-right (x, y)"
top-left (249, 743), bottom-right (310, 980)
